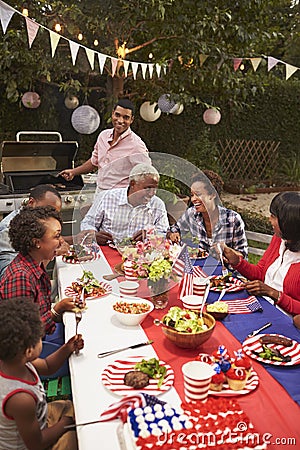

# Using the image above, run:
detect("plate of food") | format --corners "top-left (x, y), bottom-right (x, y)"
top-left (101, 356), bottom-right (174, 396)
top-left (209, 275), bottom-right (244, 292)
top-left (62, 244), bottom-right (101, 264)
top-left (188, 248), bottom-right (209, 260)
top-left (209, 369), bottom-right (259, 397)
top-left (242, 333), bottom-right (300, 366)
top-left (65, 270), bottom-right (112, 300)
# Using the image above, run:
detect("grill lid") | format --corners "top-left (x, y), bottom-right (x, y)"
top-left (0, 140), bottom-right (78, 173)
top-left (0, 132), bottom-right (81, 193)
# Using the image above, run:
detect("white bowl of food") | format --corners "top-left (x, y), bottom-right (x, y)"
top-left (113, 298), bottom-right (154, 326)
top-left (119, 280), bottom-right (139, 296)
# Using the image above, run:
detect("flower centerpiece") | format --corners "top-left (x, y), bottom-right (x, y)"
top-left (120, 233), bottom-right (182, 309)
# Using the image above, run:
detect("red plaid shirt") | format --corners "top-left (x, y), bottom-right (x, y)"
top-left (0, 253), bottom-right (55, 334)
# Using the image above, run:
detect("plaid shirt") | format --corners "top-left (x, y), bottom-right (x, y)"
top-left (0, 253), bottom-right (55, 334)
top-left (81, 187), bottom-right (169, 241)
top-left (170, 205), bottom-right (248, 257)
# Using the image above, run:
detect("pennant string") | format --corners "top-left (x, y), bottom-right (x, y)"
top-left (0, 0), bottom-right (298, 80)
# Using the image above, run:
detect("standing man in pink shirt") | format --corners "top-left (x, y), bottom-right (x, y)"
top-left (59, 99), bottom-right (151, 193)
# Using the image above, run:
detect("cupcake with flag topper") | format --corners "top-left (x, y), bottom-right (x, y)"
top-left (212, 345), bottom-right (230, 363)
top-left (226, 367), bottom-right (247, 391)
top-left (233, 349), bottom-right (252, 379)
top-left (209, 363), bottom-right (226, 391)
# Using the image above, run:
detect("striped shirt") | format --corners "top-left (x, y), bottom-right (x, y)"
top-left (170, 205), bottom-right (248, 257)
top-left (0, 362), bottom-right (47, 450)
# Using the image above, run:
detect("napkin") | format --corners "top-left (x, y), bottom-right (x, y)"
top-left (222, 296), bottom-right (263, 314)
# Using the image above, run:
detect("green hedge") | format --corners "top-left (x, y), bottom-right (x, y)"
top-left (1, 77), bottom-right (299, 178)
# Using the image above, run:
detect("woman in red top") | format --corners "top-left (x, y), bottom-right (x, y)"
top-left (223, 191), bottom-right (300, 315)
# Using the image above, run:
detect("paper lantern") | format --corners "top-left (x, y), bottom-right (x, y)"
top-left (71, 105), bottom-right (100, 134)
top-left (140, 102), bottom-right (161, 122)
top-left (21, 91), bottom-right (41, 109)
top-left (203, 108), bottom-right (221, 125)
top-left (65, 95), bottom-right (79, 110)
top-left (171, 103), bottom-right (184, 115)
top-left (157, 94), bottom-right (177, 113)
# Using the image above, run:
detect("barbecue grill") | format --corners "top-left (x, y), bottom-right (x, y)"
top-left (0, 132), bottom-right (95, 235)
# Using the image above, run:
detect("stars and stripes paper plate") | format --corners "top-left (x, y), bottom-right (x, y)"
top-left (209, 276), bottom-right (244, 292)
top-left (65, 281), bottom-right (112, 300)
top-left (242, 334), bottom-right (300, 366)
top-left (101, 356), bottom-right (174, 396)
top-left (209, 370), bottom-right (259, 397)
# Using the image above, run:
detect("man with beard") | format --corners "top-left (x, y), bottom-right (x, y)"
top-left (59, 99), bottom-right (151, 195)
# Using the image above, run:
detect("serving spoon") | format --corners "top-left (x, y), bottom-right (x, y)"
top-left (153, 318), bottom-right (175, 331)
top-left (198, 281), bottom-right (210, 321)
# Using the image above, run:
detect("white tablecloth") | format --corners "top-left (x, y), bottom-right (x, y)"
top-left (56, 250), bottom-right (180, 450)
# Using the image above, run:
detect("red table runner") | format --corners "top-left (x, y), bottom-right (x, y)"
top-left (102, 246), bottom-right (300, 449)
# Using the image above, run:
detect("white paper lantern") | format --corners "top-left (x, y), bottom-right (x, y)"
top-left (21, 91), bottom-right (41, 109)
top-left (65, 95), bottom-right (79, 110)
top-left (157, 94), bottom-right (177, 113)
top-left (171, 103), bottom-right (184, 115)
top-left (203, 108), bottom-right (221, 125)
top-left (71, 105), bottom-right (100, 134)
top-left (140, 102), bottom-right (161, 122)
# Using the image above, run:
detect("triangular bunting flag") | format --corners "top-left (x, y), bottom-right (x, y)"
top-left (233, 58), bottom-right (243, 72)
top-left (199, 54), bottom-right (208, 67)
top-left (148, 63), bottom-right (154, 79)
top-left (140, 63), bottom-right (148, 79)
top-left (111, 57), bottom-right (118, 77)
top-left (0, 0), bottom-right (15, 34)
top-left (250, 57), bottom-right (262, 72)
top-left (97, 53), bottom-right (106, 74)
top-left (268, 56), bottom-right (279, 71)
top-left (69, 40), bottom-right (80, 65)
top-left (25, 17), bottom-right (40, 48)
top-left (49, 30), bottom-right (60, 58)
top-left (123, 60), bottom-right (129, 77)
top-left (131, 62), bottom-right (139, 79)
top-left (85, 47), bottom-right (95, 70)
top-left (285, 63), bottom-right (298, 80)
top-left (156, 64), bottom-right (162, 78)
top-left (163, 64), bottom-right (167, 75)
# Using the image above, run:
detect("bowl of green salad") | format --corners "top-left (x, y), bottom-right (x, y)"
top-left (161, 306), bottom-right (215, 349)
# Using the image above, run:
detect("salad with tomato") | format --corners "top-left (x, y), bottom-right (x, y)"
top-left (163, 306), bottom-right (208, 333)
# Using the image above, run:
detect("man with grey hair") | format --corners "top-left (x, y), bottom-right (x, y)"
top-left (80, 163), bottom-right (169, 245)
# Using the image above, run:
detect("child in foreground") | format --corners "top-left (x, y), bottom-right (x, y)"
top-left (0, 298), bottom-right (84, 450)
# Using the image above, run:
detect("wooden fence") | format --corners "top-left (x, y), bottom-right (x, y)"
top-left (218, 139), bottom-right (280, 181)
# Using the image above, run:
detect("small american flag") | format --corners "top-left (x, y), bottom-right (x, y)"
top-left (222, 296), bottom-right (263, 314)
top-left (99, 393), bottom-right (166, 423)
top-left (173, 246), bottom-right (208, 299)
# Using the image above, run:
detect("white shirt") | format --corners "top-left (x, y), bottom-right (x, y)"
top-left (265, 239), bottom-right (300, 291)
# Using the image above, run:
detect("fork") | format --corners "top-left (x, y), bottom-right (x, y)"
top-left (74, 310), bottom-right (82, 355)
top-left (217, 243), bottom-right (228, 277)
top-left (75, 310), bottom-right (82, 335)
